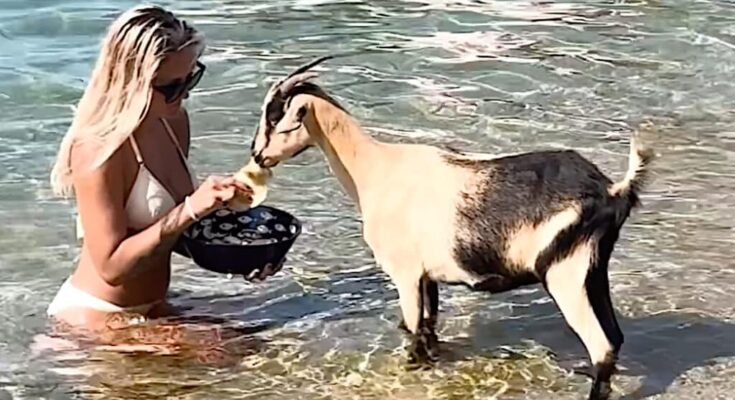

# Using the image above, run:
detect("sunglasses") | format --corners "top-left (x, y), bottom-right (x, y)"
top-left (153, 61), bottom-right (206, 103)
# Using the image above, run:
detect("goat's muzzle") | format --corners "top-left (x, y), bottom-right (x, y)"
top-left (252, 151), bottom-right (279, 168)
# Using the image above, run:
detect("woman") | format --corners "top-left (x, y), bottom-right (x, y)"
top-left (47, 5), bottom-right (279, 331)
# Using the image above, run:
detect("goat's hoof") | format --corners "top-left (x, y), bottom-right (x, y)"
top-left (406, 341), bottom-right (431, 366)
top-left (406, 331), bottom-right (440, 367)
top-left (587, 379), bottom-right (611, 400)
top-left (588, 356), bottom-right (616, 400)
top-left (406, 346), bottom-right (429, 366)
top-left (405, 355), bottom-right (433, 371)
top-left (424, 332), bottom-right (440, 362)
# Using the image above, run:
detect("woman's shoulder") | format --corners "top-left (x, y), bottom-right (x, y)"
top-left (169, 106), bottom-right (189, 125)
top-left (70, 136), bottom-right (137, 186)
top-left (168, 107), bottom-right (191, 154)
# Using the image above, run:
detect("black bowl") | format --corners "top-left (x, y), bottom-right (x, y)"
top-left (175, 205), bottom-right (302, 275)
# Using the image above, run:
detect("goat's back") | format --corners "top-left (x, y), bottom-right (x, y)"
top-left (447, 149), bottom-right (628, 282)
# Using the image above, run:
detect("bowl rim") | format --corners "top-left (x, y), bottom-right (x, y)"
top-left (181, 205), bottom-right (302, 248)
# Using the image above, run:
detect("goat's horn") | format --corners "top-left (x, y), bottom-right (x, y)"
top-left (270, 55), bottom-right (334, 96)
top-left (280, 71), bottom-right (319, 94)
top-left (286, 55), bottom-right (334, 79)
top-left (260, 55), bottom-right (334, 118)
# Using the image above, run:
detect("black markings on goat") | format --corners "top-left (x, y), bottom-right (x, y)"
top-left (253, 57), bottom-right (654, 400)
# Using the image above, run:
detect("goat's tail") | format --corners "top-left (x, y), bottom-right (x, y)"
top-left (608, 129), bottom-right (654, 205)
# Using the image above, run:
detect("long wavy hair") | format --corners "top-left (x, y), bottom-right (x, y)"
top-left (50, 5), bottom-right (204, 197)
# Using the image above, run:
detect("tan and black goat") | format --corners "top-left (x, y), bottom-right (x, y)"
top-left (248, 56), bottom-right (653, 400)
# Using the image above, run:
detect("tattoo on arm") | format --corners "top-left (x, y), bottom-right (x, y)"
top-left (155, 204), bottom-right (186, 256)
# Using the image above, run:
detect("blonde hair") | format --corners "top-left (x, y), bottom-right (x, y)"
top-left (50, 5), bottom-right (204, 197)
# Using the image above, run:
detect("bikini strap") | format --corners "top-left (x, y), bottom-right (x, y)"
top-left (129, 135), bottom-right (144, 164)
top-left (160, 118), bottom-right (188, 162)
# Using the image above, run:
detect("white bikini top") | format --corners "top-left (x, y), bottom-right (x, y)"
top-left (76, 118), bottom-right (198, 239)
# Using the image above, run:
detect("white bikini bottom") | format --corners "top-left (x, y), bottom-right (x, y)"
top-left (47, 278), bottom-right (159, 317)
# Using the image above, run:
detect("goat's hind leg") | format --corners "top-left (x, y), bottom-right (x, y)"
top-left (544, 242), bottom-right (623, 400)
top-left (587, 231), bottom-right (625, 399)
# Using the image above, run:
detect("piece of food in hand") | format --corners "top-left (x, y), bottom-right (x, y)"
top-left (226, 186), bottom-right (254, 211)
top-left (228, 159), bottom-right (272, 210)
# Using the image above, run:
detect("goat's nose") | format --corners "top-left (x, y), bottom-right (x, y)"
top-left (253, 152), bottom-right (262, 164)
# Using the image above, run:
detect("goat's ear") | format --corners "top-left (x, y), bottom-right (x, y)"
top-left (285, 104), bottom-right (307, 128)
top-left (274, 104), bottom-right (308, 134)
top-left (295, 105), bottom-right (307, 122)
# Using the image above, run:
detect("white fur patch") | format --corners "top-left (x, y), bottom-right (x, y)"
top-left (304, 98), bottom-right (488, 332)
top-left (359, 145), bottom-right (482, 288)
top-left (506, 205), bottom-right (581, 271)
top-left (545, 242), bottom-right (611, 365)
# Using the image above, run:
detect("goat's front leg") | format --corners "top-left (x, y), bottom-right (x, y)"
top-left (398, 278), bottom-right (439, 328)
top-left (421, 278), bottom-right (440, 361)
top-left (395, 274), bottom-right (438, 365)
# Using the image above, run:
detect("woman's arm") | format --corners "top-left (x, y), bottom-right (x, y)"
top-left (72, 141), bottom-right (250, 286)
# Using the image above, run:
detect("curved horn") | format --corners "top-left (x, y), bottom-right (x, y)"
top-left (270, 55), bottom-right (334, 96)
top-left (259, 55), bottom-right (334, 123)
top-left (280, 71), bottom-right (319, 94)
top-left (285, 55), bottom-right (334, 80)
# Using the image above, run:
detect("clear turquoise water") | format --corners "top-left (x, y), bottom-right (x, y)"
top-left (1, 1), bottom-right (734, 399)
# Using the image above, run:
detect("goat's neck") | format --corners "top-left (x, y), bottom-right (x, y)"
top-left (306, 98), bottom-right (382, 212)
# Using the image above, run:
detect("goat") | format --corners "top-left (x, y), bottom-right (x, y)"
top-left (248, 56), bottom-right (653, 400)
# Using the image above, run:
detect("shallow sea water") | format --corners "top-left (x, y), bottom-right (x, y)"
top-left (1, 0), bottom-right (734, 399)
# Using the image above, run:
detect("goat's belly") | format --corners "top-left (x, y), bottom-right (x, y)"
top-left (366, 231), bottom-right (539, 292)
top-left (425, 259), bottom-right (539, 292)
top-left (363, 229), bottom-right (480, 286)
top-left (425, 260), bottom-right (482, 286)
top-left (467, 269), bottom-right (541, 293)
top-left (427, 249), bottom-right (538, 292)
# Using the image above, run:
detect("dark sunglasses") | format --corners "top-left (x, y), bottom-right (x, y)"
top-left (153, 61), bottom-right (206, 103)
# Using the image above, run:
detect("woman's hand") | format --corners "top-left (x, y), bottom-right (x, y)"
top-left (244, 257), bottom-right (286, 283)
top-left (187, 176), bottom-right (253, 219)
top-left (188, 176), bottom-right (283, 283)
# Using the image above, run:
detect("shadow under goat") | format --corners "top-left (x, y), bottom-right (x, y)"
top-left (248, 56), bottom-right (654, 400)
